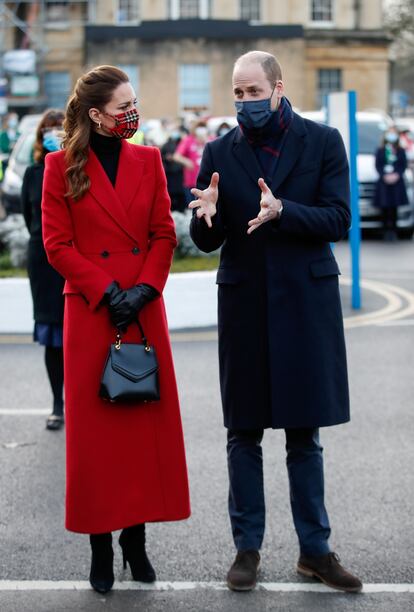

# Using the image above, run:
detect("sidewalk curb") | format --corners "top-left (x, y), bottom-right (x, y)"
top-left (0, 272), bottom-right (218, 334)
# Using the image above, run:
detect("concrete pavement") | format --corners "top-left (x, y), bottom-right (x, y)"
top-left (0, 238), bottom-right (414, 611)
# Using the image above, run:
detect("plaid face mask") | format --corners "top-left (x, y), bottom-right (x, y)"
top-left (103, 108), bottom-right (140, 139)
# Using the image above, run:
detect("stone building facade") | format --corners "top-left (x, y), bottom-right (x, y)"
top-left (2, 1), bottom-right (390, 117)
top-left (85, 0), bottom-right (390, 118)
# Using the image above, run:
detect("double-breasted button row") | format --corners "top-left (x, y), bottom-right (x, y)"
top-left (100, 247), bottom-right (140, 258)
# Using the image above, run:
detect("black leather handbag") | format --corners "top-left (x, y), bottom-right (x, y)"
top-left (99, 320), bottom-right (160, 403)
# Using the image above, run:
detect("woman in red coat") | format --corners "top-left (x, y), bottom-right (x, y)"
top-left (42, 65), bottom-right (190, 593)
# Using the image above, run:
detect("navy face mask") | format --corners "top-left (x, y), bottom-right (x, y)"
top-left (235, 86), bottom-right (276, 129)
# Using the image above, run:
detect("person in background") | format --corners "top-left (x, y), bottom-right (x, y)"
top-left (161, 125), bottom-right (186, 212)
top-left (0, 113), bottom-right (19, 179)
top-left (173, 119), bottom-right (209, 204)
top-left (0, 116), bottom-right (11, 155)
top-left (127, 127), bottom-right (145, 145)
top-left (216, 121), bottom-right (232, 138)
top-left (21, 109), bottom-right (66, 431)
top-left (397, 127), bottom-right (414, 167)
top-left (0, 112), bottom-right (19, 155)
top-left (374, 126), bottom-right (408, 241)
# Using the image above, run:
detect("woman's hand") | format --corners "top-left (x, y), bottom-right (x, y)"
top-left (383, 172), bottom-right (399, 185)
top-left (188, 172), bottom-right (219, 228)
top-left (105, 284), bottom-right (158, 330)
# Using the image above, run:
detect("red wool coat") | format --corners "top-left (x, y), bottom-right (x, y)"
top-left (42, 142), bottom-right (190, 534)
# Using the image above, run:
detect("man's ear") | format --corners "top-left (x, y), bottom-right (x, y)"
top-left (275, 80), bottom-right (284, 99)
top-left (272, 81), bottom-right (284, 110)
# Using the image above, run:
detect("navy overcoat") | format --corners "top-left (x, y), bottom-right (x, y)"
top-left (190, 112), bottom-right (351, 430)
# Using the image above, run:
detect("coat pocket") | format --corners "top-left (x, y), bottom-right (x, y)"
top-left (309, 258), bottom-right (341, 278)
top-left (216, 268), bottom-right (245, 285)
top-left (290, 163), bottom-right (319, 178)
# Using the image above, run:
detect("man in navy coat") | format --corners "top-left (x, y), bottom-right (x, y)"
top-left (190, 51), bottom-right (362, 593)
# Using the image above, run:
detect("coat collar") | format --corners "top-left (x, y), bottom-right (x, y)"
top-left (86, 140), bottom-right (144, 243)
top-left (232, 112), bottom-right (307, 192)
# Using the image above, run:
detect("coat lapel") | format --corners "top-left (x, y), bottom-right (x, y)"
top-left (232, 115), bottom-right (308, 194)
top-left (269, 114), bottom-right (307, 193)
top-left (115, 140), bottom-right (145, 212)
top-left (232, 128), bottom-right (263, 187)
top-left (86, 146), bottom-right (140, 243)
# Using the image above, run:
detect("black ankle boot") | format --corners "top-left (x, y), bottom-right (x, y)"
top-left (119, 524), bottom-right (156, 583)
top-left (89, 533), bottom-right (114, 593)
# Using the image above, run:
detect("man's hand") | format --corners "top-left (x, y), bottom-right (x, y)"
top-left (188, 172), bottom-right (219, 228)
top-left (247, 178), bottom-right (282, 235)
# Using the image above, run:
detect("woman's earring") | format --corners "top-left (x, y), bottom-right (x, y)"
top-left (97, 120), bottom-right (101, 129)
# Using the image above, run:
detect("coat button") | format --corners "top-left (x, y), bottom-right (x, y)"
top-left (131, 246), bottom-right (140, 255)
top-left (101, 250), bottom-right (110, 258)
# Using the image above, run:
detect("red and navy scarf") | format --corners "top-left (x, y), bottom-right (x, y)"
top-left (240, 96), bottom-right (294, 183)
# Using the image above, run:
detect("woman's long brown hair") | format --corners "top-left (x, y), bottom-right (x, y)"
top-left (62, 65), bottom-right (129, 201)
top-left (33, 109), bottom-right (65, 163)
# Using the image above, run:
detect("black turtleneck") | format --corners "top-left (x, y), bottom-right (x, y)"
top-left (90, 130), bottom-right (121, 187)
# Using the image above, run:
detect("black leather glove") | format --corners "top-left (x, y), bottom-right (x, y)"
top-left (102, 280), bottom-right (125, 306)
top-left (109, 283), bottom-right (158, 330)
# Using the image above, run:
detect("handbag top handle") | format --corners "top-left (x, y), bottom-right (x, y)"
top-left (115, 319), bottom-right (150, 352)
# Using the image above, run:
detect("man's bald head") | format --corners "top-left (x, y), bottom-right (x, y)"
top-left (233, 51), bottom-right (282, 88)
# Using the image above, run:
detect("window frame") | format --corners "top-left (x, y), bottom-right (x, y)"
top-left (309, 0), bottom-right (335, 28)
top-left (316, 68), bottom-right (342, 107)
top-left (44, 70), bottom-right (72, 110)
top-left (44, 1), bottom-right (70, 29)
top-left (116, 0), bottom-right (141, 24)
top-left (117, 64), bottom-right (140, 98)
top-left (239, 0), bottom-right (262, 22)
top-left (169, 0), bottom-right (211, 20)
top-left (178, 63), bottom-right (211, 112)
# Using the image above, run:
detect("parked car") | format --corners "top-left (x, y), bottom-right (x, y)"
top-left (17, 113), bottom-right (42, 135)
top-left (1, 127), bottom-right (36, 214)
top-left (300, 110), bottom-right (414, 238)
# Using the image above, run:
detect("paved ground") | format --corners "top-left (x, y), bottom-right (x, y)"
top-left (0, 239), bottom-right (413, 611)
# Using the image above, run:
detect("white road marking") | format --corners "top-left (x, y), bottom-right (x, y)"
top-left (0, 581), bottom-right (412, 593)
top-left (0, 409), bottom-right (49, 415)
top-left (378, 319), bottom-right (414, 326)
top-left (348, 272), bottom-right (414, 281)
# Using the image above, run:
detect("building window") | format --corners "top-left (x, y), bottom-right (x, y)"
top-left (117, 64), bottom-right (139, 97)
top-left (317, 68), bottom-right (342, 106)
top-left (179, 0), bottom-right (199, 17)
top-left (117, 0), bottom-right (140, 23)
top-left (45, 1), bottom-right (69, 24)
top-left (169, 0), bottom-right (211, 19)
top-left (240, 0), bottom-right (261, 21)
top-left (179, 64), bottom-right (210, 110)
top-left (44, 71), bottom-right (71, 110)
top-left (310, 0), bottom-right (333, 23)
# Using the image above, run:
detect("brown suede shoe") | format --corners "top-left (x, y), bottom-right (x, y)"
top-left (227, 550), bottom-right (261, 591)
top-left (297, 552), bottom-right (363, 593)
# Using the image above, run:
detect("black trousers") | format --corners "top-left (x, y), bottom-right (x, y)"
top-left (227, 427), bottom-right (331, 556)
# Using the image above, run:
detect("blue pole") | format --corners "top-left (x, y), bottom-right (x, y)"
top-left (348, 90), bottom-right (361, 309)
